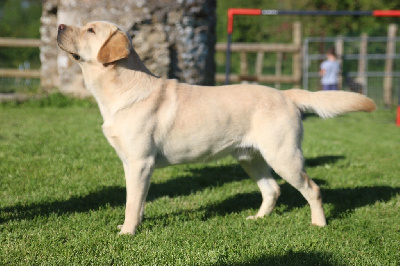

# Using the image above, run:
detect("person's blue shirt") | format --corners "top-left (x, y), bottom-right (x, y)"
top-left (320, 60), bottom-right (340, 85)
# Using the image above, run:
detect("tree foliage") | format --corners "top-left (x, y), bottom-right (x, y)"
top-left (217, 0), bottom-right (400, 43)
top-left (1, 0), bottom-right (399, 69)
top-left (0, 0), bottom-right (42, 68)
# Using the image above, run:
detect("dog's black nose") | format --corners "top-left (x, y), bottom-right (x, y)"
top-left (58, 24), bottom-right (66, 32)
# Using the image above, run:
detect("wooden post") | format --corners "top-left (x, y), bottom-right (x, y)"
top-left (292, 21), bottom-right (301, 88)
top-left (255, 51), bottom-right (264, 83)
top-left (240, 51), bottom-right (248, 77)
top-left (356, 33), bottom-right (368, 93)
top-left (275, 53), bottom-right (283, 89)
top-left (335, 36), bottom-right (343, 90)
top-left (383, 24), bottom-right (397, 107)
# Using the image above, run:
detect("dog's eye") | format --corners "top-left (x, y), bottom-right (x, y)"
top-left (72, 53), bottom-right (81, 60)
top-left (87, 28), bottom-right (95, 34)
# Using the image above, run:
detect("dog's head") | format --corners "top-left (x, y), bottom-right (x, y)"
top-left (57, 21), bottom-right (131, 65)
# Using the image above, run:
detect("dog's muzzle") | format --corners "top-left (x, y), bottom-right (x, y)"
top-left (57, 24), bottom-right (81, 60)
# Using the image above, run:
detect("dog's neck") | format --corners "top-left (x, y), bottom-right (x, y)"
top-left (81, 50), bottom-right (159, 120)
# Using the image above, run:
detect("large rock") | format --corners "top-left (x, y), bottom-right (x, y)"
top-left (40, 0), bottom-right (216, 97)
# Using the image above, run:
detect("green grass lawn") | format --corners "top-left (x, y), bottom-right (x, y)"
top-left (0, 96), bottom-right (399, 265)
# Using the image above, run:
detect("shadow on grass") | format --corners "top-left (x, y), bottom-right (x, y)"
top-left (197, 183), bottom-right (400, 222)
top-left (0, 186), bottom-right (126, 223)
top-left (305, 155), bottom-right (345, 167)
top-left (0, 163), bottom-right (246, 223)
top-left (147, 163), bottom-right (246, 201)
top-left (1, 155), bottom-right (399, 225)
top-left (234, 250), bottom-right (339, 266)
top-left (149, 155), bottom-right (344, 201)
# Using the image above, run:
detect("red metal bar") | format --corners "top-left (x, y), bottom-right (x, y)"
top-left (225, 7), bottom-right (400, 94)
top-left (227, 9), bottom-right (400, 35)
top-left (396, 106), bottom-right (400, 126)
top-left (227, 8), bottom-right (262, 34)
top-left (373, 10), bottom-right (400, 17)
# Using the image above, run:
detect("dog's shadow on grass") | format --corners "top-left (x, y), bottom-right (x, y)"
top-left (149, 155), bottom-right (399, 224)
top-left (0, 186), bottom-right (126, 223)
top-left (1, 155), bottom-right (399, 225)
top-left (0, 162), bottom-right (246, 223)
top-left (235, 250), bottom-right (339, 266)
top-left (200, 181), bottom-right (400, 222)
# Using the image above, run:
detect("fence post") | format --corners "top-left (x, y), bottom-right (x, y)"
top-left (240, 51), bottom-right (248, 78)
top-left (335, 36), bottom-right (343, 90)
top-left (275, 52), bottom-right (283, 89)
top-left (255, 51), bottom-right (264, 81)
top-left (383, 24), bottom-right (397, 107)
top-left (302, 38), bottom-right (309, 90)
top-left (292, 21), bottom-right (301, 88)
top-left (357, 33), bottom-right (368, 94)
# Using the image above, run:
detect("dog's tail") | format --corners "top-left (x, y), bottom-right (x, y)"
top-left (283, 89), bottom-right (376, 119)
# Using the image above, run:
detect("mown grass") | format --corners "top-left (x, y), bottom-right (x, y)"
top-left (0, 95), bottom-right (399, 265)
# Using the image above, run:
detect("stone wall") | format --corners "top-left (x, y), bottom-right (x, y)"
top-left (40, 0), bottom-right (60, 91)
top-left (40, 0), bottom-right (216, 97)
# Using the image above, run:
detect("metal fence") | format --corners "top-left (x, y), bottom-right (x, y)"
top-left (302, 36), bottom-right (400, 106)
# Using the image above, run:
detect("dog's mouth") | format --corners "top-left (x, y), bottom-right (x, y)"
top-left (57, 39), bottom-right (81, 61)
top-left (57, 24), bottom-right (81, 61)
top-left (58, 44), bottom-right (80, 60)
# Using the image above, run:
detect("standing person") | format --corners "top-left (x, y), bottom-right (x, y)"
top-left (319, 47), bottom-right (340, 90)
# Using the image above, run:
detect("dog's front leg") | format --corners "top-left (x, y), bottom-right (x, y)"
top-left (119, 158), bottom-right (154, 235)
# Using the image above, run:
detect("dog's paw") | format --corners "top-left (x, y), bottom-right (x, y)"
top-left (246, 213), bottom-right (267, 220)
top-left (311, 220), bottom-right (327, 227)
top-left (118, 227), bottom-right (136, 235)
top-left (117, 224), bottom-right (136, 235)
top-left (312, 222), bottom-right (327, 227)
top-left (118, 230), bottom-right (135, 236)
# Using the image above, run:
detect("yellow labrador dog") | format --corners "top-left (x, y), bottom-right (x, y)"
top-left (57, 21), bottom-right (376, 235)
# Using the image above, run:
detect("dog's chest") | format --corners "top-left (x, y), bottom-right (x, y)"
top-left (101, 123), bottom-right (124, 157)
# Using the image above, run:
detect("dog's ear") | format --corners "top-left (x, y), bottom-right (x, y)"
top-left (97, 30), bottom-right (130, 64)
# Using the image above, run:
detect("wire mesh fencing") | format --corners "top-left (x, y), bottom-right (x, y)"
top-left (303, 36), bottom-right (400, 106)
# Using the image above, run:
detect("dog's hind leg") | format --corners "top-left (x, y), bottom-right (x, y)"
top-left (251, 106), bottom-right (326, 226)
top-left (235, 153), bottom-right (280, 219)
top-left (261, 146), bottom-right (326, 227)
